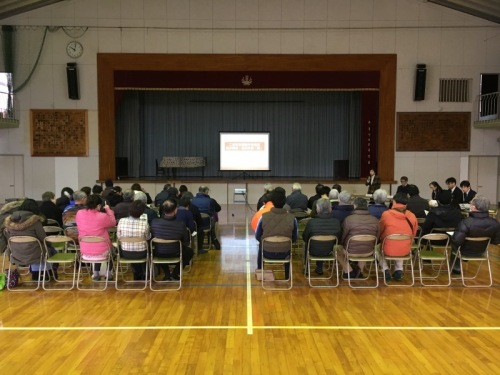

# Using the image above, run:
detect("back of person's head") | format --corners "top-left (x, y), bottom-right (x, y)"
top-left (162, 198), bottom-right (178, 215)
top-left (407, 184), bottom-right (419, 197)
top-left (105, 179), bottom-right (113, 188)
top-left (167, 187), bottom-right (179, 198)
top-left (315, 184), bottom-right (324, 194)
top-left (129, 200), bottom-right (146, 218)
top-left (262, 192), bottom-right (273, 204)
top-left (460, 180), bottom-right (471, 188)
top-left (114, 186), bottom-right (122, 194)
top-left (471, 195), bottom-right (489, 212)
top-left (292, 182), bottom-right (302, 192)
top-left (316, 198), bottom-right (332, 215)
top-left (372, 189), bottom-right (387, 204)
top-left (61, 187), bottom-right (74, 198)
top-left (274, 186), bottom-right (286, 195)
top-left (319, 186), bottom-right (331, 197)
top-left (332, 184), bottom-right (342, 193)
top-left (92, 184), bottom-right (103, 195)
top-left (72, 190), bottom-right (87, 203)
top-left (392, 192), bottom-right (408, 205)
top-left (131, 183), bottom-right (142, 191)
top-left (199, 185), bottom-right (209, 194)
top-left (80, 186), bottom-right (91, 196)
top-left (264, 183), bottom-right (273, 192)
top-left (163, 183), bottom-right (171, 191)
top-left (445, 177), bottom-right (456, 185)
top-left (123, 189), bottom-right (135, 202)
top-left (271, 191), bottom-right (287, 208)
top-left (338, 191), bottom-right (351, 205)
top-left (353, 197), bottom-right (368, 210)
top-left (182, 191), bottom-right (194, 200)
top-left (437, 190), bottom-right (452, 205)
top-left (329, 189), bottom-right (339, 200)
top-left (134, 191), bottom-right (147, 203)
top-left (178, 185), bottom-right (188, 194)
top-left (86, 194), bottom-right (103, 210)
top-left (42, 191), bottom-right (55, 202)
top-left (180, 196), bottom-right (191, 207)
top-left (19, 198), bottom-right (41, 215)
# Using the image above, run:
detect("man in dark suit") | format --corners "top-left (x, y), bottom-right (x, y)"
top-left (445, 177), bottom-right (463, 208)
top-left (405, 184), bottom-right (429, 218)
top-left (460, 180), bottom-right (477, 204)
top-left (396, 176), bottom-right (410, 195)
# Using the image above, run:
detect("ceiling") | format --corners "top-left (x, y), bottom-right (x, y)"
top-left (0, 0), bottom-right (499, 24)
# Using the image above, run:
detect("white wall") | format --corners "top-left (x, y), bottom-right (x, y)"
top-left (0, 0), bottom-right (499, 201)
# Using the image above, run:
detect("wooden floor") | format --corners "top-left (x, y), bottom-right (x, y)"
top-left (1, 205), bottom-right (500, 374)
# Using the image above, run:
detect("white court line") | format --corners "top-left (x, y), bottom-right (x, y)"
top-left (245, 214), bottom-right (253, 335)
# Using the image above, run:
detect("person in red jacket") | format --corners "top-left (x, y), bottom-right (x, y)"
top-left (378, 193), bottom-right (418, 281)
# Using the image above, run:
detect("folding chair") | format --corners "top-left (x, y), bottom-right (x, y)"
top-left (415, 233), bottom-right (451, 287)
top-left (43, 235), bottom-right (78, 290)
top-left (115, 237), bottom-right (149, 291)
top-left (305, 235), bottom-right (339, 287)
top-left (343, 234), bottom-right (379, 288)
top-left (451, 237), bottom-right (492, 287)
top-left (77, 236), bottom-right (112, 291)
top-left (150, 238), bottom-right (182, 291)
top-left (44, 225), bottom-right (64, 235)
top-left (261, 236), bottom-right (293, 290)
top-left (5, 236), bottom-right (44, 291)
top-left (293, 217), bottom-right (311, 255)
top-left (380, 233), bottom-right (414, 287)
top-left (199, 213), bottom-right (213, 250)
top-left (46, 218), bottom-right (61, 227)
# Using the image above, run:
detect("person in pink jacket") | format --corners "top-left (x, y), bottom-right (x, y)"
top-left (379, 193), bottom-right (418, 281)
top-left (76, 194), bottom-right (116, 280)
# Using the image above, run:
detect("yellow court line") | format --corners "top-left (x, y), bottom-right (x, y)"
top-left (1, 325), bottom-right (500, 331)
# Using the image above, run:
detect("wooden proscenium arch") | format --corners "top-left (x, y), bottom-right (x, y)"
top-left (97, 54), bottom-right (396, 181)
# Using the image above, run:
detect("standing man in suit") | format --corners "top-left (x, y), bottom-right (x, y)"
top-left (445, 177), bottom-right (463, 208)
top-left (365, 169), bottom-right (381, 194)
top-left (460, 180), bottom-right (477, 204)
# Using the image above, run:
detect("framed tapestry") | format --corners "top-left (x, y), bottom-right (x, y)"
top-left (30, 109), bottom-right (88, 156)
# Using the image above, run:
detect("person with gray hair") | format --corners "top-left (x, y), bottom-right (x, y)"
top-left (286, 182), bottom-right (308, 211)
top-left (338, 197), bottom-right (380, 278)
top-left (329, 189), bottom-right (340, 209)
top-left (257, 182), bottom-right (274, 210)
top-left (62, 190), bottom-right (88, 242)
top-left (302, 198), bottom-right (341, 275)
top-left (331, 191), bottom-right (354, 223)
top-left (134, 190), bottom-right (158, 224)
top-left (191, 185), bottom-right (221, 250)
top-left (450, 195), bottom-right (500, 274)
top-left (113, 189), bottom-right (135, 222)
top-left (368, 189), bottom-right (389, 219)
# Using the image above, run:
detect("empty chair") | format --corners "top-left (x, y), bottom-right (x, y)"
top-left (46, 218), bottom-right (61, 227)
top-left (305, 235), bottom-right (338, 288)
top-left (260, 236), bottom-right (293, 290)
top-left (380, 233), bottom-right (414, 287)
top-left (43, 235), bottom-right (78, 290)
top-left (343, 234), bottom-right (379, 288)
top-left (115, 237), bottom-right (149, 291)
top-left (199, 213), bottom-right (213, 250)
top-left (150, 238), bottom-right (182, 291)
top-left (77, 236), bottom-right (112, 291)
top-left (5, 236), bottom-right (45, 291)
top-left (451, 237), bottom-right (492, 287)
top-left (44, 225), bottom-right (64, 235)
top-left (415, 233), bottom-right (451, 287)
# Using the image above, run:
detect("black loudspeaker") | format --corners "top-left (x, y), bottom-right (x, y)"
top-left (66, 63), bottom-right (80, 100)
top-left (333, 160), bottom-right (349, 179)
top-left (115, 157), bottom-right (128, 178)
top-left (414, 64), bottom-right (426, 101)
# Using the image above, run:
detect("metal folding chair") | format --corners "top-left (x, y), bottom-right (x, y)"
top-left (77, 236), bottom-right (112, 291)
top-left (380, 233), bottom-right (414, 287)
top-left (115, 237), bottom-right (149, 291)
top-left (5, 236), bottom-right (44, 291)
top-left (261, 236), bottom-right (293, 290)
top-left (343, 234), bottom-right (379, 289)
top-left (43, 235), bottom-right (78, 290)
top-left (150, 238), bottom-right (182, 291)
top-left (451, 236), bottom-right (492, 287)
top-left (305, 235), bottom-right (339, 288)
top-left (415, 233), bottom-right (451, 287)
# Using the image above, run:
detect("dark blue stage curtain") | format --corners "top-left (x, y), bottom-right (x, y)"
top-left (116, 90), bottom-right (362, 179)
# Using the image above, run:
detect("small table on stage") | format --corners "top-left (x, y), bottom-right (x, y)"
top-left (160, 156), bottom-right (206, 178)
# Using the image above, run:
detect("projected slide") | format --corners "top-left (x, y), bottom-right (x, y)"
top-left (220, 132), bottom-right (270, 171)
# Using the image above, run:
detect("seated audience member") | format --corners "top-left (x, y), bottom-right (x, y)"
top-left (176, 195), bottom-right (196, 233)
top-left (56, 187), bottom-right (74, 211)
top-left (338, 197), bottom-right (380, 278)
top-left (40, 191), bottom-right (63, 226)
top-left (150, 199), bottom-right (194, 280)
top-left (107, 186), bottom-right (124, 207)
top-left (181, 191), bottom-right (203, 235)
top-left (117, 200), bottom-right (151, 280)
top-left (302, 198), bottom-right (341, 275)
top-left (257, 183), bottom-right (273, 211)
top-left (396, 176), bottom-right (410, 195)
top-left (450, 195), bottom-right (500, 274)
top-left (62, 190), bottom-right (87, 242)
top-left (331, 191), bottom-right (354, 223)
top-left (80, 186), bottom-right (92, 197)
top-left (76, 194), bottom-right (116, 281)
top-left (421, 190), bottom-right (462, 236)
top-left (0, 198), bottom-right (25, 254)
top-left (378, 193), bottom-right (418, 281)
top-left (131, 183), bottom-right (153, 205)
top-left (405, 184), bottom-right (429, 218)
top-left (460, 180), bottom-right (477, 204)
top-left (92, 184), bottom-right (103, 195)
top-left (158, 187), bottom-right (179, 216)
top-left (101, 179), bottom-right (115, 200)
top-left (429, 181), bottom-right (443, 201)
top-left (177, 185), bottom-right (188, 199)
top-left (286, 182), bottom-right (308, 212)
top-left (365, 169), bottom-right (381, 194)
top-left (155, 184), bottom-right (172, 207)
top-left (134, 191), bottom-right (158, 224)
top-left (307, 184), bottom-right (324, 210)
top-left (329, 189), bottom-right (340, 209)
top-left (191, 186), bottom-right (222, 250)
top-left (255, 191), bottom-right (298, 280)
top-left (368, 189), bottom-right (388, 219)
top-left (113, 189), bottom-right (135, 223)
top-left (331, 184), bottom-right (342, 193)
top-left (310, 185), bottom-right (331, 217)
top-left (251, 193), bottom-right (274, 232)
top-left (446, 177), bottom-right (463, 208)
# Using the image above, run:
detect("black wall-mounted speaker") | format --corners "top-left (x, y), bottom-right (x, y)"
top-left (66, 62), bottom-right (79, 100)
top-left (414, 64), bottom-right (426, 101)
